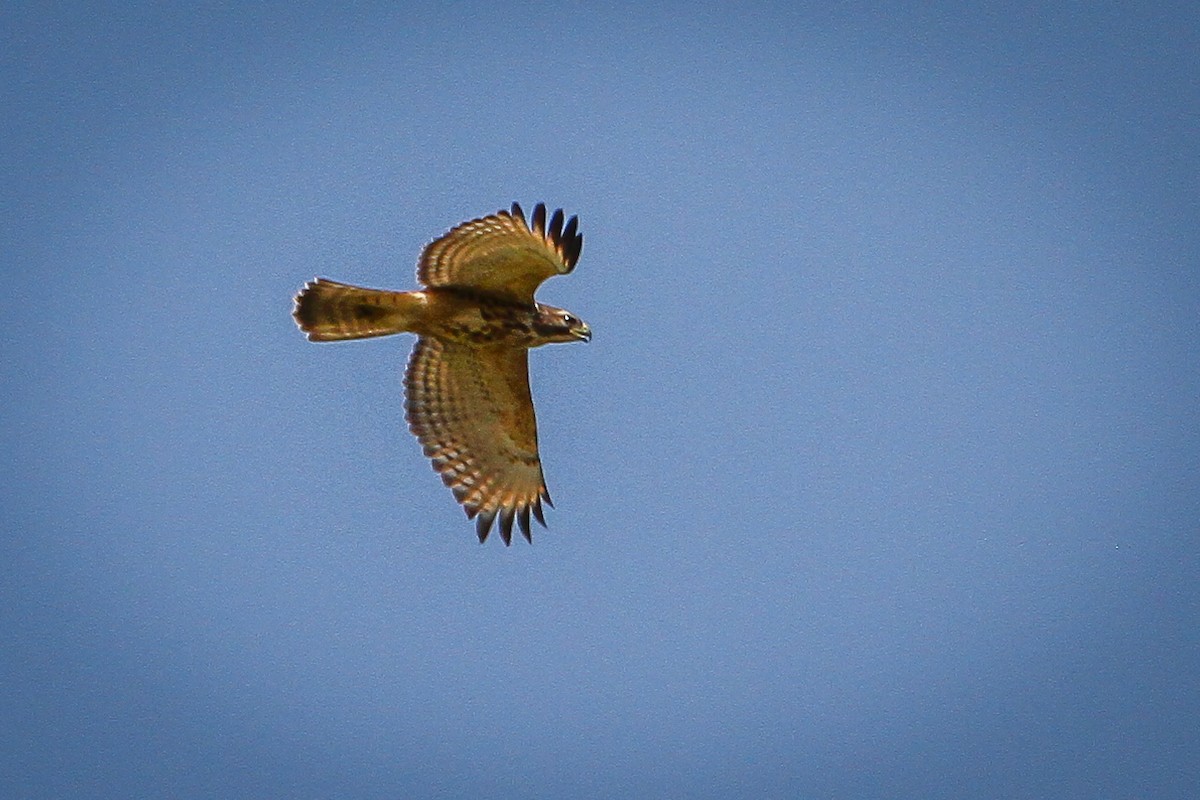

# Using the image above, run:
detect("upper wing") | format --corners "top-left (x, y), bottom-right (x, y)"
top-left (404, 336), bottom-right (553, 544)
top-left (417, 202), bottom-right (582, 303)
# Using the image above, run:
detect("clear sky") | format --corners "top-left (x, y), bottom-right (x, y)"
top-left (3, 3), bottom-right (1198, 798)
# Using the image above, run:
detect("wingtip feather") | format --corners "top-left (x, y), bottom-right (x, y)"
top-left (476, 510), bottom-right (495, 543)
top-left (499, 507), bottom-right (515, 545)
top-left (532, 203), bottom-right (546, 236)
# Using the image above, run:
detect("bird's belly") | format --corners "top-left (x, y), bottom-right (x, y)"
top-left (437, 318), bottom-right (538, 346)
top-left (419, 295), bottom-right (541, 347)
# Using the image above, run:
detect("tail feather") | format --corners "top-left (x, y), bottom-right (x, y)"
top-left (293, 279), bottom-right (419, 341)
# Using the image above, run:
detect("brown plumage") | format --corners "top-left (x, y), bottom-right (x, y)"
top-left (293, 203), bottom-right (589, 544)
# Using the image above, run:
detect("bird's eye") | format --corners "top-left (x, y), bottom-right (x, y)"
top-left (563, 314), bottom-right (576, 326)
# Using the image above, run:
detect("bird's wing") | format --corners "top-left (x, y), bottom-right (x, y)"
top-left (404, 336), bottom-right (553, 544)
top-left (417, 202), bottom-right (582, 303)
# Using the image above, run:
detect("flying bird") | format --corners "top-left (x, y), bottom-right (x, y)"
top-left (293, 202), bottom-right (590, 545)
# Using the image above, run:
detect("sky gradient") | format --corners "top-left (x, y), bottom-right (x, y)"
top-left (3, 3), bottom-right (1198, 798)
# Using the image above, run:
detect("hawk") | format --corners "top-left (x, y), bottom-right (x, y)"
top-left (293, 202), bottom-right (590, 545)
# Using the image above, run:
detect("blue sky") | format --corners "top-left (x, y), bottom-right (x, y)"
top-left (3, 2), bottom-right (1198, 798)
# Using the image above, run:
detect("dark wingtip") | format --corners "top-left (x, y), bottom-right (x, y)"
top-left (561, 216), bottom-right (581, 269)
top-left (532, 203), bottom-right (546, 236)
top-left (476, 511), bottom-right (495, 543)
top-left (499, 507), bottom-right (515, 546)
top-left (532, 498), bottom-right (547, 528)
top-left (518, 506), bottom-right (531, 539)
top-left (512, 203), bottom-right (582, 269)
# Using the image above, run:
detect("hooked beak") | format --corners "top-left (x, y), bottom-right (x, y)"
top-left (574, 323), bottom-right (592, 343)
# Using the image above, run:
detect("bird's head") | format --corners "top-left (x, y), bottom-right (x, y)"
top-left (534, 304), bottom-right (591, 344)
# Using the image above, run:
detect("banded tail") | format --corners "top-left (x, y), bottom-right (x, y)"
top-left (293, 279), bottom-right (422, 342)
